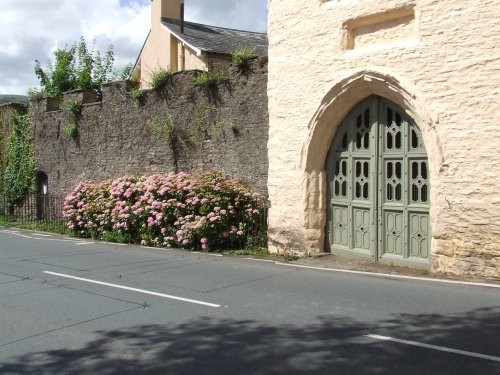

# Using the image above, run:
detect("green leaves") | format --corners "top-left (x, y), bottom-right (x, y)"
top-left (59, 98), bottom-right (82, 116)
top-left (231, 48), bottom-right (255, 67)
top-left (194, 69), bottom-right (221, 88)
top-left (4, 112), bottom-right (36, 204)
top-left (32, 37), bottom-right (123, 98)
top-left (148, 67), bottom-right (173, 90)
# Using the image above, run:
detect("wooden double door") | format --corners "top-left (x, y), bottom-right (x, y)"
top-left (326, 96), bottom-right (430, 268)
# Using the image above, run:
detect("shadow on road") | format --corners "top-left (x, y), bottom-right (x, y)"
top-left (1, 307), bottom-right (499, 374)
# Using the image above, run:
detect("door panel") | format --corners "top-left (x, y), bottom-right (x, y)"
top-left (326, 96), bottom-right (430, 268)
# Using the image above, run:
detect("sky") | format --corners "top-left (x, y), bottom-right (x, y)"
top-left (0, 0), bottom-right (268, 95)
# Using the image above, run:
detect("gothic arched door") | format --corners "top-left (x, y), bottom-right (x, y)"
top-left (326, 96), bottom-right (430, 268)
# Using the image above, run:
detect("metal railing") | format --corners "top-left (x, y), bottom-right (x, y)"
top-left (0, 193), bottom-right (66, 232)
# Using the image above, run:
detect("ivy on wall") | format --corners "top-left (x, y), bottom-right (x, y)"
top-left (3, 112), bottom-right (36, 203)
top-left (0, 111), bottom-right (5, 194)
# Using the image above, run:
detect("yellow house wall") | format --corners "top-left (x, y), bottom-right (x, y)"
top-left (267, 0), bottom-right (500, 279)
top-left (184, 47), bottom-right (208, 71)
top-left (138, 0), bottom-right (208, 87)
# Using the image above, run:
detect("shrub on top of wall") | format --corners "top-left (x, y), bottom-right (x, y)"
top-left (194, 69), bottom-right (222, 88)
top-left (63, 170), bottom-right (267, 251)
top-left (148, 67), bottom-right (173, 90)
top-left (231, 48), bottom-right (255, 72)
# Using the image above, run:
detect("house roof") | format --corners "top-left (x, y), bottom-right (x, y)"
top-left (161, 18), bottom-right (268, 56)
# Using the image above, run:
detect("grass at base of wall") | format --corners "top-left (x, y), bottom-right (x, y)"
top-left (0, 216), bottom-right (12, 227)
top-left (16, 222), bottom-right (70, 235)
top-left (222, 248), bottom-right (300, 262)
top-left (0, 217), bottom-right (71, 235)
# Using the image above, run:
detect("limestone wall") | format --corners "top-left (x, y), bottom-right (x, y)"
top-left (30, 58), bottom-right (269, 196)
top-left (268, 0), bottom-right (499, 279)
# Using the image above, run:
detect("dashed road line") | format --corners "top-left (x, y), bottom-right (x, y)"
top-left (43, 271), bottom-right (221, 308)
top-left (30, 233), bottom-right (53, 237)
top-left (365, 334), bottom-right (500, 363)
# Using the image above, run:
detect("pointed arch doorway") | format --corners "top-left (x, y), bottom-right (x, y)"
top-left (326, 95), bottom-right (430, 269)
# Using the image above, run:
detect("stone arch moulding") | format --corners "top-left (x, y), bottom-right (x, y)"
top-left (300, 68), bottom-right (445, 254)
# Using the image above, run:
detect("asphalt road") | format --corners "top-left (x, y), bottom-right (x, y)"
top-left (0, 228), bottom-right (499, 374)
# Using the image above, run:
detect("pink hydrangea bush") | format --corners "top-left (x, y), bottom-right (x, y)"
top-left (63, 170), bottom-right (267, 251)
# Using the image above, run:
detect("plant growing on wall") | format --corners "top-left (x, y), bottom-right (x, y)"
top-left (228, 121), bottom-right (240, 136)
top-left (231, 48), bottom-right (255, 71)
top-left (147, 114), bottom-right (174, 139)
top-left (195, 104), bottom-right (219, 140)
top-left (194, 69), bottom-right (221, 88)
top-left (64, 123), bottom-right (78, 139)
top-left (129, 87), bottom-right (145, 100)
top-left (59, 98), bottom-right (82, 140)
top-left (59, 98), bottom-right (82, 116)
top-left (3, 112), bottom-right (36, 203)
top-left (148, 67), bottom-right (173, 90)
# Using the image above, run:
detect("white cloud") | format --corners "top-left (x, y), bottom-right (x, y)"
top-left (0, 0), bottom-right (267, 95)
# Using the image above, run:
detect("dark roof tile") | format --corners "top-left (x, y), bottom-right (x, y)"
top-left (161, 18), bottom-right (268, 56)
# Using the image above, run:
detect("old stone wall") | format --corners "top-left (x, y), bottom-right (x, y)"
top-left (30, 58), bottom-right (268, 196)
top-left (268, 0), bottom-right (499, 279)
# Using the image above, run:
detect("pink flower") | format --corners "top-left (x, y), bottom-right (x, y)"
top-left (161, 228), bottom-right (167, 234)
top-left (200, 237), bottom-right (208, 244)
top-left (214, 207), bottom-right (221, 212)
top-left (237, 230), bottom-right (244, 236)
top-left (220, 210), bottom-right (227, 215)
top-left (223, 231), bottom-right (229, 238)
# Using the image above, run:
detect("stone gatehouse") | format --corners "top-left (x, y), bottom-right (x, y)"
top-left (267, 0), bottom-right (499, 278)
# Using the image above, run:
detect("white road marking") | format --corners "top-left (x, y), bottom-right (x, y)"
top-left (2, 230), bottom-right (32, 239)
top-left (275, 262), bottom-right (500, 289)
top-left (365, 334), bottom-right (500, 363)
top-left (43, 271), bottom-right (221, 308)
top-left (193, 251), bottom-right (223, 257)
top-left (244, 258), bottom-right (275, 263)
top-left (74, 242), bottom-right (95, 245)
top-left (100, 242), bottom-right (127, 246)
top-left (0, 230), bottom-right (91, 244)
top-left (30, 233), bottom-right (53, 237)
